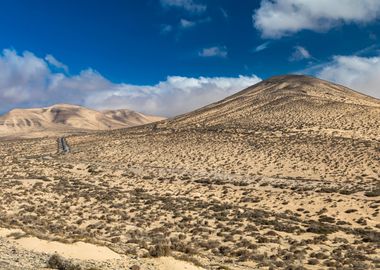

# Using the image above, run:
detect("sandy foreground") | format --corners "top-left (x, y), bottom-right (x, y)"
top-left (0, 128), bottom-right (378, 269)
top-left (0, 227), bottom-right (205, 269)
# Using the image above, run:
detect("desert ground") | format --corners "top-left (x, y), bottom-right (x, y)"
top-left (0, 75), bottom-right (379, 269)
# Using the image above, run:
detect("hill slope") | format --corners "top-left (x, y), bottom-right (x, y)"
top-left (0, 104), bottom-right (165, 139)
top-left (160, 75), bottom-right (380, 139)
top-left (103, 109), bottom-right (165, 127)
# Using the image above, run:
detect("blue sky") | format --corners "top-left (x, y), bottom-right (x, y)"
top-left (0, 0), bottom-right (379, 116)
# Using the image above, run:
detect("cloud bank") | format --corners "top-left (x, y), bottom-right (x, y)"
top-left (253, 0), bottom-right (380, 38)
top-left (0, 49), bottom-right (262, 116)
top-left (316, 55), bottom-right (380, 99)
top-left (87, 75), bottom-right (261, 116)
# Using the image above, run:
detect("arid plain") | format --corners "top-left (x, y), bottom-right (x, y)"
top-left (0, 75), bottom-right (379, 269)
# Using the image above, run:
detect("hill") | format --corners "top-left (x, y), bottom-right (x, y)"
top-left (0, 104), bottom-right (165, 139)
top-left (158, 75), bottom-right (380, 139)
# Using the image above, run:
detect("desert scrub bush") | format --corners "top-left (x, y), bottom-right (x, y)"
top-left (233, 249), bottom-right (254, 261)
top-left (323, 259), bottom-right (337, 267)
top-left (339, 188), bottom-right (359, 195)
top-left (223, 234), bottom-right (235, 242)
top-left (336, 220), bottom-right (351, 225)
top-left (273, 221), bottom-right (301, 233)
top-left (149, 243), bottom-right (171, 257)
top-left (236, 239), bottom-right (257, 250)
top-left (318, 215), bottom-right (335, 223)
top-left (233, 181), bottom-right (249, 187)
top-left (356, 217), bottom-right (367, 225)
top-left (306, 223), bottom-right (337, 234)
top-left (310, 252), bottom-right (329, 260)
top-left (198, 240), bottom-right (220, 250)
top-left (364, 188), bottom-right (380, 197)
top-left (215, 265), bottom-right (232, 270)
top-left (111, 236), bottom-right (121, 243)
top-left (212, 245), bottom-right (231, 256)
top-left (240, 197), bottom-right (261, 203)
top-left (170, 238), bottom-right (197, 254)
top-left (331, 237), bottom-right (348, 244)
top-left (355, 228), bottom-right (380, 243)
top-left (238, 209), bottom-right (269, 220)
top-left (256, 235), bottom-right (280, 244)
top-left (244, 224), bottom-right (258, 232)
top-left (47, 254), bottom-right (81, 270)
top-left (307, 258), bottom-right (319, 265)
top-left (316, 187), bottom-right (339, 193)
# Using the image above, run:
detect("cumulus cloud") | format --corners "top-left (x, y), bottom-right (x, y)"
top-left (160, 0), bottom-right (206, 14)
top-left (316, 55), bottom-right (380, 99)
top-left (0, 49), bottom-right (51, 106)
top-left (253, 0), bottom-right (380, 38)
top-left (0, 49), bottom-right (262, 116)
top-left (289, 46), bottom-right (312, 61)
top-left (199, 46), bottom-right (228, 58)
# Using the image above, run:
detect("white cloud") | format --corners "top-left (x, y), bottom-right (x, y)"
top-left (253, 0), bottom-right (380, 38)
top-left (0, 49), bottom-right (51, 105)
top-left (45, 54), bottom-right (68, 72)
top-left (0, 49), bottom-right (262, 116)
top-left (199, 46), bottom-right (228, 58)
top-left (160, 0), bottom-right (206, 14)
top-left (316, 55), bottom-right (380, 99)
top-left (289, 46), bottom-right (312, 61)
top-left (179, 17), bottom-right (210, 29)
top-left (180, 18), bottom-right (196, 28)
top-left (254, 41), bottom-right (270, 52)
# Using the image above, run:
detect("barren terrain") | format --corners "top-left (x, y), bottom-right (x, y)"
top-left (0, 75), bottom-right (379, 269)
top-left (0, 104), bottom-right (165, 139)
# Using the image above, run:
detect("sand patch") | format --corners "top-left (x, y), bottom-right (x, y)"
top-left (0, 228), bottom-right (121, 261)
top-left (153, 257), bottom-right (206, 270)
top-left (0, 228), bottom-right (23, 237)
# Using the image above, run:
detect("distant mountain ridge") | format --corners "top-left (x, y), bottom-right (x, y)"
top-left (0, 104), bottom-right (165, 139)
